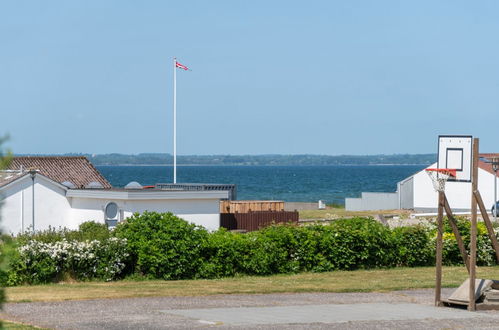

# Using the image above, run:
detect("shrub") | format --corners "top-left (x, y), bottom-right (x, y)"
top-left (0, 136), bottom-right (12, 311)
top-left (4, 213), bottom-right (497, 285)
top-left (114, 212), bottom-right (208, 280)
top-left (68, 221), bottom-right (111, 242)
top-left (199, 228), bottom-right (249, 278)
top-left (239, 225), bottom-right (302, 275)
top-left (4, 221), bottom-right (123, 285)
top-left (16, 226), bottom-right (69, 245)
top-left (392, 225), bottom-right (434, 267)
top-left (313, 218), bottom-right (396, 271)
top-left (0, 235), bottom-right (22, 286)
top-left (16, 221), bottom-right (111, 245)
top-left (6, 237), bottom-right (129, 285)
top-left (198, 224), bottom-right (325, 278)
top-left (440, 217), bottom-right (498, 265)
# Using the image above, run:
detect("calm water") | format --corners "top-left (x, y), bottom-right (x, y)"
top-left (96, 165), bottom-right (425, 205)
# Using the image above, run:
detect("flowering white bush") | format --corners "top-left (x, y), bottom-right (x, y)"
top-left (11, 237), bottom-right (129, 284)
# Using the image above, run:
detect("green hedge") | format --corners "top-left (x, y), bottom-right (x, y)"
top-left (114, 212), bottom-right (209, 280)
top-left (2, 213), bottom-right (498, 285)
top-left (2, 222), bottom-right (127, 285)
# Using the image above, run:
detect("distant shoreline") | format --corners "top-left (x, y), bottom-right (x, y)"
top-left (95, 163), bottom-right (430, 167)
top-left (18, 153), bottom-right (436, 167)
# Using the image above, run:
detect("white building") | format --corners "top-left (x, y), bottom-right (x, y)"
top-left (346, 154), bottom-right (499, 212)
top-left (0, 157), bottom-right (230, 234)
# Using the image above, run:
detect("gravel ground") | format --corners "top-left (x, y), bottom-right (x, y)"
top-left (1, 289), bottom-right (499, 329)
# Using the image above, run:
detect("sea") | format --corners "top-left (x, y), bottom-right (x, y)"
top-left (96, 165), bottom-right (426, 205)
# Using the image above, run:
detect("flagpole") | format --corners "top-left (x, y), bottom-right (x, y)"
top-left (173, 57), bottom-right (177, 184)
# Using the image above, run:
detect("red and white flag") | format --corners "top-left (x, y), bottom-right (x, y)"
top-left (175, 61), bottom-right (189, 71)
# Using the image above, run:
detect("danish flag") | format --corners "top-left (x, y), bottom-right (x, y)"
top-left (175, 61), bottom-right (189, 71)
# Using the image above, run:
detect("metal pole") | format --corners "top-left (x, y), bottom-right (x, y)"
top-left (495, 168), bottom-right (497, 223)
top-left (173, 57), bottom-right (177, 184)
top-left (20, 165), bottom-right (24, 232)
top-left (21, 188), bottom-right (24, 232)
top-left (31, 173), bottom-right (35, 233)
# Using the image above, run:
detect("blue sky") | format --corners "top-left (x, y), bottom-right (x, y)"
top-left (1, 1), bottom-right (498, 155)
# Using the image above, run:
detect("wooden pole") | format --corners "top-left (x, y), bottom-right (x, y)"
top-left (443, 195), bottom-right (470, 272)
top-left (473, 190), bottom-right (499, 262)
top-left (435, 190), bottom-right (444, 306)
top-left (468, 138), bottom-right (479, 311)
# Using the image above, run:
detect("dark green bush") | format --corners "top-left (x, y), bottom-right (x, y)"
top-left (1, 235), bottom-right (23, 286)
top-left (313, 218), bottom-right (396, 271)
top-left (5, 213), bottom-right (498, 285)
top-left (240, 225), bottom-right (301, 275)
top-left (392, 226), bottom-right (434, 266)
top-left (199, 228), bottom-right (249, 278)
top-left (67, 221), bottom-right (111, 242)
top-left (114, 212), bottom-right (209, 280)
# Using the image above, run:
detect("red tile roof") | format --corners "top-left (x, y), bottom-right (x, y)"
top-left (0, 171), bottom-right (26, 188)
top-left (479, 161), bottom-right (499, 177)
top-left (5, 156), bottom-right (111, 189)
top-left (478, 154), bottom-right (499, 177)
top-left (480, 153), bottom-right (499, 160)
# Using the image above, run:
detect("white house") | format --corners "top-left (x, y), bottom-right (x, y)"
top-left (0, 157), bottom-right (230, 234)
top-left (409, 157), bottom-right (498, 212)
top-left (346, 154), bottom-right (499, 212)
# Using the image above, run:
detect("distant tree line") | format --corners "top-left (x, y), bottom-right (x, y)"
top-left (43, 153), bottom-right (437, 166)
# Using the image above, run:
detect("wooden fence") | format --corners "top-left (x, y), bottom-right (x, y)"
top-left (220, 200), bottom-right (285, 214)
top-left (220, 210), bottom-right (299, 232)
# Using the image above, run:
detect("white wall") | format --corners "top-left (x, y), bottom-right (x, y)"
top-left (1, 176), bottom-right (73, 234)
top-left (413, 163), bottom-right (498, 211)
top-left (1, 176), bottom-right (223, 234)
top-left (125, 199), bottom-right (220, 231)
top-left (345, 192), bottom-right (399, 211)
top-left (477, 168), bottom-right (498, 208)
top-left (70, 197), bottom-right (221, 231)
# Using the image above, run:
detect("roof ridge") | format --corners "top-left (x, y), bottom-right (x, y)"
top-left (14, 156), bottom-right (87, 158)
top-left (6, 156), bottom-right (112, 189)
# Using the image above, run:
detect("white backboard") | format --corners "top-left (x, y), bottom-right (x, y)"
top-left (438, 135), bottom-right (473, 182)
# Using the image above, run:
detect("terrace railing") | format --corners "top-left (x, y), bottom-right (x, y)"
top-left (155, 183), bottom-right (237, 200)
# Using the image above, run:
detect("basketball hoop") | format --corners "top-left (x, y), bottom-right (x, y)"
top-left (426, 168), bottom-right (457, 192)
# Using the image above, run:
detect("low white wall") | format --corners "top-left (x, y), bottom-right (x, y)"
top-left (345, 198), bottom-right (362, 211)
top-left (71, 197), bottom-right (221, 231)
top-left (345, 192), bottom-right (399, 211)
top-left (284, 202), bottom-right (319, 211)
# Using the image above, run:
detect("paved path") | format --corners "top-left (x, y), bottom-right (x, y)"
top-left (2, 289), bottom-right (499, 329)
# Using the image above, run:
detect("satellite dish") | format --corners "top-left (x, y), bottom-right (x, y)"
top-left (85, 181), bottom-right (104, 189)
top-left (125, 181), bottom-right (143, 189)
top-left (61, 181), bottom-right (76, 189)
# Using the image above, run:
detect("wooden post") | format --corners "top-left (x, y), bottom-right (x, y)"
top-left (435, 190), bottom-right (444, 306)
top-left (473, 190), bottom-right (499, 262)
top-left (468, 138), bottom-right (479, 311)
top-left (443, 195), bottom-right (470, 272)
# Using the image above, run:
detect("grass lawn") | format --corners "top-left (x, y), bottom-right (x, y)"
top-left (5, 266), bottom-right (499, 303)
top-left (1, 320), bottom-right (46, 329)
top-left (298, 207), bottom-right (413, 220)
